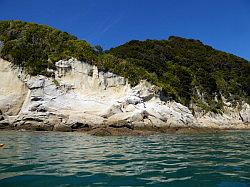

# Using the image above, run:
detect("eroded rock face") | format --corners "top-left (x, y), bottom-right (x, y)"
top-left (0, 59), bottom-right (28, 115)
top-left (194, 103), bottom-right (250, 129)
top-left (240, 103), bottom-right (250, 123)
top-left (0, 58), bottom-right (249, 131)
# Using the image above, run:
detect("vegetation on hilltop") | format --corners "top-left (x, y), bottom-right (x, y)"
top-left (108, 37), bottom-right (250, 111)
top-left (0, 20), bottom-right (249, 112)
top-left (0, 20), bottom-right (97, 75)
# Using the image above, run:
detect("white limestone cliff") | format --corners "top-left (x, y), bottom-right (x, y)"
top-left (0, 58), bottom-right (249, 131)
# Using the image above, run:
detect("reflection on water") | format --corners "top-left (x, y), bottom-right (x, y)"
top-left (0, 131), bottom-right (250, 187)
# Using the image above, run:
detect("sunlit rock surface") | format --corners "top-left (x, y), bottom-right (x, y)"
top-left (0, 58), bottom-right (249, 131)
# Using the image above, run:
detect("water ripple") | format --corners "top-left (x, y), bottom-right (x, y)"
top-left (0, 131), bottom-right (250, 187)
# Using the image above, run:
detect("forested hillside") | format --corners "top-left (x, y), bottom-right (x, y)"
top-left (0, 20), bottom-right (97, 75)
top-left (108, 37), bottom-right (250, 111)
top-left (0, 20), bottom-right (249, 112)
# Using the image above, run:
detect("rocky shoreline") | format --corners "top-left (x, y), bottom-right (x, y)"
top-left (2, 125), bottom-right (249, 137)
top-left (0, 126), bottom-right (229, 136)
top-left (0, 58), bottom-right (249, 135)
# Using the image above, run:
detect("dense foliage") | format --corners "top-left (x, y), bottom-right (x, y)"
top-left (0, 20), bottom-right (97, 75)
top-left (0, 20), bottom-right (249, 112)
top-left (108, 37), bottom-right (250, 110)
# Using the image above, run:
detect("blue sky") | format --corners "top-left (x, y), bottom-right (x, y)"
top-left (0, 0), bottom-right (249, 60)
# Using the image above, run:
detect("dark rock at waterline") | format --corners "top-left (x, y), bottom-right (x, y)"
top-left (16, 121), bottom-right (54, 131)
top-left (108, 120), bottom-right (134, 129)
top-left (88, 127), bottom-right (155, 136)
top-left (70, 122), bottom-right (90, 130)
top-left (53, 124), bottom-right (72, 132)
top-left (0, 120), bottom-right (9, 129)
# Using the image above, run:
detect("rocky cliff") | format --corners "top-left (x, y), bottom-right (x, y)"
top-left (0, 58), bottom-right (249, 132)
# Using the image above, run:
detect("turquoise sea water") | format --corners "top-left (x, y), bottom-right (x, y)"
top-left (0, 131), bottom-right (249, 187)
